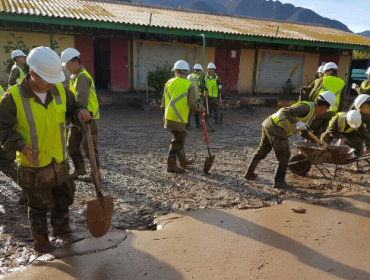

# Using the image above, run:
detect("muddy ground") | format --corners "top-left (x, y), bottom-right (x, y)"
top-left (1, 105), bottom-right (370, 276)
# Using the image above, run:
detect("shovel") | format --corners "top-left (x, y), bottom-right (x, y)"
top-left (85, 124), bottom-right (114, 238)
top-left (200, 112), bottom-right (215, 173)
top-left (307, 131), bottom-right (336, 152)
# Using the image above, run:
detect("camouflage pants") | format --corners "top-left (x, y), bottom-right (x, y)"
top-left (252, 125), bottom-right (291, 167)
top-left (18, 160), bottom-right (76, 236)
top-left (67, 120), bottom-right (100, 170)
top-left (169, 131), bottom-right (187, 159)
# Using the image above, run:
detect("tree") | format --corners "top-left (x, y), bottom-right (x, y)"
top-left (147, 63), bottom-right (173, 97)
top-left (353, 51), bottom-right (370, 60)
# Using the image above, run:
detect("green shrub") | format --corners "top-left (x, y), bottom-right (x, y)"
top-left (147, 63), bottom-right (173, 97)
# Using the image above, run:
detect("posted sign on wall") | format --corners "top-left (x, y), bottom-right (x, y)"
top-left (257, 51), bottom-right (306, 93)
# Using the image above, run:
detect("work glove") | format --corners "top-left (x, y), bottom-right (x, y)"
top-left (296, 121), bottom-right (308, 131)
top-left (218, 85), bottom-right (222, 90)
top-left (352, 83), bottom-right (358, 90)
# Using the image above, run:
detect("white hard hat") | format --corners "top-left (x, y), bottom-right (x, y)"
top-left (61, 48), bottom-right (81, 66)
top-left (346, 110), bottom-right (362, 129)
top-left (318, 91), bottom-right (336, 109)
top-left (27, 47), bottom-right (65, 84)
top-left (366, 67), bottom-right (370, 75)
top-left (317, 65), bottom-right (324, 73)
top-left (354, 94), bottom-right (370, 110)
top-left (173, 60), bottom-right (190, 72)
top-left (194, 64), bottom-right (203, 71)
top-left (323, 62), bottom-right (338, 72)
top-left (11, 50), bottom-right (26, 59)
top-left (207, 62), bottom-right (216, 69)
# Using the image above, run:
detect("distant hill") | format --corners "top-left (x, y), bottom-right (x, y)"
top-left (134, 0), bottom-right (352, 33)
top-left (357, 31), bottom-right (370, 38)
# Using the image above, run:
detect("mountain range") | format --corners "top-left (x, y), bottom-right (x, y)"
top-left (132, 0), bottom-right (359, 34)
top-left (357, 30), bottom-right (370, 38)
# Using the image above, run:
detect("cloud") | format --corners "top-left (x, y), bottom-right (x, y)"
top-left (277, 0), bottom-right (369, 32)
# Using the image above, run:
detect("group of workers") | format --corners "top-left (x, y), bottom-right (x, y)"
top-left (0, 46), bottom-right (99, 253)
top-left (1, 47), bottom-right (370, 254)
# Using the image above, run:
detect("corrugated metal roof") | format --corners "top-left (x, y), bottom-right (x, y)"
top-left (1, 0), bottom-right (370, 47)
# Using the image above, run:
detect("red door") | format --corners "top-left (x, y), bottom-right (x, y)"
top-left (319, 54), bottom-right (340, 67)
top-left (74, 36), bottom-right (95, 80)
top-left (215, 47), bottom-right (241, 94)
top-left (110, 38), bottom-right (130, 92)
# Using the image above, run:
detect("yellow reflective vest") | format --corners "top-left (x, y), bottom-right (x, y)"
top-left (10, 83), bottom-right (68, 167)
top-left (314, 76), bottom-right (345, 112)
top-left (271, 101), bottom-right (315, 136)
top-left (0, 85), bottom-right (4, 98)
top-left (164, 77), bottom-right (191, 123)
top-left (361, 80), bottom-right (370, 90)
top-left (204, 74), bottom-right (219, 98)
top-left (10, 64), bottom-right (26, 84)
top-left (187, 73), bottom-right (201, 100)
top-left (336, 112), bottom-right (357, 133)
top-left (70, 69), bottom-right (100, 120)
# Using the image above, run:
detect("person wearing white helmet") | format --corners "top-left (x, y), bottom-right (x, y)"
top-left (201, 62), bottom-right (223, 124)
top-left (8, 49), bottom-right (27, 87)
top-left (302, 65), bottom-right (325, 94)
top-left (308, 62), bottom-right (345, 136)
top-left (352, 67), bottom-right (370, 96)
top-left (187, 64), bottom-right (207, 128)
top-left (352, 94), bottom-right (370, 133)
top-left (244, 91), bottom-right (335, 189)
top-left (0, 46), bottom-right (92, 253)
top-left (321, 110), bottom-right (370, 157)
top-left (161, 60), bottom-right (205, 173)
top-left (61, 48), bottom-right (100, 182)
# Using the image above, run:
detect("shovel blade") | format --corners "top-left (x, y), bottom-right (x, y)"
top-left (87, 195), bottom-right (114, 238)
top-left (203, 155), bottom-right (215, 174)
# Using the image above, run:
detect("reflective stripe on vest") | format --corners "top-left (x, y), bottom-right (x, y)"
top-left (11, 64), bottom-right (25, 84)
top-left (10, 83), bottom-right (67, 167)
top-left (164, 77), bottom-right (191, 123)
top-left (70, 69), bottom-right (100, 120)
top-left (337, 112), bottom-right (356, 133)
top-left (271, 101), bottom-right (315, 136)
top-left (205, 74), bottom-right (219, 98)
top-left (361, 80), bottom-right (370, 90)
top-left (0, 85), bottom-right (4, 98)
top-left (316, 76), bottom-right (345, 112)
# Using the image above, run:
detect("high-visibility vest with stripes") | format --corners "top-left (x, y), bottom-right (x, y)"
top-left (70, 69), bottom-right (100, 120)
top-left (361, 80), bottom-right (370, 90)
top-left (315, 76), bottom-right (345, 112)
top-left (10, 83), bottom-right (68, 167)
top-left (271, 101), bottom-right (315, 136)
top-left (188, 73), bottom-right (201, 100)
top-left (205, 74), bottom-right (219, 98)
top-left (164, 77), bottom-right (191, 123)
top-left (0, 85), bottom-right (4, 98)
top-left (10, 64), bottom-right (25, 84)
top-left (336, 112), bottom-right (357, 133)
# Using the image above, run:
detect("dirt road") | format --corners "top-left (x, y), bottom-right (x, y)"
top-left (1, 105), bottom-right (370, 276)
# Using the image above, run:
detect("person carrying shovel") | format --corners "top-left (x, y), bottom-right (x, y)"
top-left (161, 60), bottom-right (205, 173)
top-left (244, 91), bottom-right (336, 189)
top-left (0, 47), bottom-right (92, 253)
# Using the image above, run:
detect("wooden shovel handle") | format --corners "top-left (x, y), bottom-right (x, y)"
top-left (85, 124), bottom-right (102, 195)
top-left (307, 131), bottom-right (324, 146)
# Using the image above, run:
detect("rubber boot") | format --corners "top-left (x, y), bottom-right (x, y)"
top-left (272, 164), bottom-right (292, 189)
top-left (167, 158), bottom-right (185, 173)
top-left (33, 233), bottom-right (56, 253)
top-left (178, 150), bottom-right (194, 169)
top-left (52, 224), bottom-right (72, 237)
top-left (244, 159), bottom-right (260, 181)
top-left (70, 157), bottom-right (87, 179)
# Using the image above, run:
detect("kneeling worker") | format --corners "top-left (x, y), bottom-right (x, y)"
top-left (321, 110), bottom-right (370, 156)
top-left (244, 91), bottom-right (336, 189)
top-left (162, 60), bottom-right (205, 173)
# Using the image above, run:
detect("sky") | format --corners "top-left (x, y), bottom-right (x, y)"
top-left (277, 0), bottom-right (370, 33)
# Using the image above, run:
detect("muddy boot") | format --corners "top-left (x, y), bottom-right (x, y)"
top-left (33, 233), bottom-right (56, 253)
top-left (167, 158), bottom-right (185, 173)
top-left (178, 150), bottom-right (194, 169)
top-left (272, 164), bottom-right (292, 189)
top-left (244, 159), bottom-right (260, 181)
top-left (52, 224), bottom-right (72, 237)
top-left (18, 190), bottom-right (28, 206)
top-left (70, 158), bottom-right (87, 179)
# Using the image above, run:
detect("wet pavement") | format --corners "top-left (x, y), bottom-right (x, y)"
top-left (1, 105), bottom-right (370, 277)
